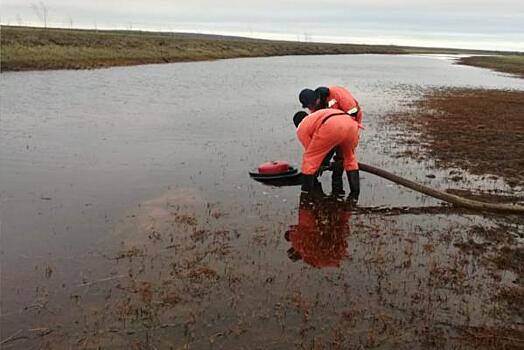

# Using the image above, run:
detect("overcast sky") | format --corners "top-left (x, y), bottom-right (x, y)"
top-left (1, 0), bottom-right (523, 51)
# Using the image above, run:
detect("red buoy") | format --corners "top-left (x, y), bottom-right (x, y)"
top-left (257, 161), bottom-right (290, 175)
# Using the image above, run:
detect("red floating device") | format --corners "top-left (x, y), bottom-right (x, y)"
top-left (249, 160), bottom-right (302, 186)
top-left (257, 160), bottom-right (290, 175)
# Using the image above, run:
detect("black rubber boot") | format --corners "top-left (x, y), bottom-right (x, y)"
top-left (346, 170), bottom-right (360, 202)
top-left (301, 174), bottom-right (316, 193)
top-left (331, 161), bottom-right (345, 196)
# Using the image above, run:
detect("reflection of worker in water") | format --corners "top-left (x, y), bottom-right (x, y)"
top-left (284, 192), bottom-right (351, 268)
top-left (293, 109), bottom-right (360, 200)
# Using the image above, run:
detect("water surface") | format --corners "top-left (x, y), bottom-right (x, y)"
top-left (1, 54), bottom-right (523, 349)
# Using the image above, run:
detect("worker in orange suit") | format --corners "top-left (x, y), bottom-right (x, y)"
top-left (299, 85), bottom-right (363, 126)
top-left (293, 109), bottom-right (360, 200)
top-left (285, 192), bottom-right (351, 268)
top-left (298, 85), bottom-right (362, 196)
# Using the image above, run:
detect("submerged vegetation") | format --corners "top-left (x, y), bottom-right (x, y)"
top-left (2, 187), bottom-right (522, 349)
top-left (389, 88), bottom-right (524, 189)
top-left (1, 25), bottom-right (517, 72)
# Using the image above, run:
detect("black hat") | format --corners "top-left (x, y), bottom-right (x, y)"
top-left (293, 111), bottom-right (308, 128)
top-left (299, 89), bottom-right (317, 108)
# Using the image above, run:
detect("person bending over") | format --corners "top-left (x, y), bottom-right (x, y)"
top-left (299, 85), bottom-right (363, 126)
top-left (293, 110), bottom-right (360, 201)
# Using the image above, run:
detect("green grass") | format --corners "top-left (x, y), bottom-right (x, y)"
top-left (0, 26), bottom-right (402, 71)
top-left (457, 55), bottom-right (524, 78)
top-left (0, 25), bottom-right (520, 73)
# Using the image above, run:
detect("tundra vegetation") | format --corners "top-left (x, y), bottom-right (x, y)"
top-left (2, 25), bottom-right (521, 75)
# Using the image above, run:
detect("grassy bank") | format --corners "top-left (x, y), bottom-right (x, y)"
top-left (0, 25), bottom-right (509, 72)
top-left (458, 55), bottom-right (524, 78)
top-left (0, 25), bottom-right (403, 71)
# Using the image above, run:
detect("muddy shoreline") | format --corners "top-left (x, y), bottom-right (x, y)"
top-left (388, 88), bottom-right (524, 190)
top-left (387, 86), bottom-right (524, 349)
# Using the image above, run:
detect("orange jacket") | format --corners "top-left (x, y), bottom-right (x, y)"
top-left (297, 108), bottom-right (343, 149)
top-left (296, 108), bottom-right (353, 149)
top-left (322, 86), bottom-right (363, 125)
top-left (297, 108), bottom-right (360, 174)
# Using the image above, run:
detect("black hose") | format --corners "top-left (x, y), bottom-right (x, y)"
top-left (359, 163), bottom-right (524, 215)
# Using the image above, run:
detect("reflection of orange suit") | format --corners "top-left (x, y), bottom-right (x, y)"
top-left (322, 86), bottom-right (363, 126)
top-left (297, 108), bottom-right (359, 175)
top-left (286, 195), bottom-right (351, 268)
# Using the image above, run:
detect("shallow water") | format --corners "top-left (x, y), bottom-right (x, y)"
top-left (1, 55), bottom-right (523, 348)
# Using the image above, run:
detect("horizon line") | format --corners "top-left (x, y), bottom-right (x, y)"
top-left (2, 23), bottom-right (523, 54)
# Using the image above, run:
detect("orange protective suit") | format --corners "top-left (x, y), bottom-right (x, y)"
top-left (322, 86), bottom-right (363, 125)
top-left (296, 108), bottom-right (359, 175)
top-left (285, 194), bottom-right (351, 268)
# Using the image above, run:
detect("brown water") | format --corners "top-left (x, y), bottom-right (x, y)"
top-left (1, 55), bottom-right (523, 349)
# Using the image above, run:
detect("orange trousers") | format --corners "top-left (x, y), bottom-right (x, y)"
top-left (302, 114), bottom-right (359, 175)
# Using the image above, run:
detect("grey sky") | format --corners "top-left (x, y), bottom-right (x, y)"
top-left (1, 0), bottom-right (523, 51)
